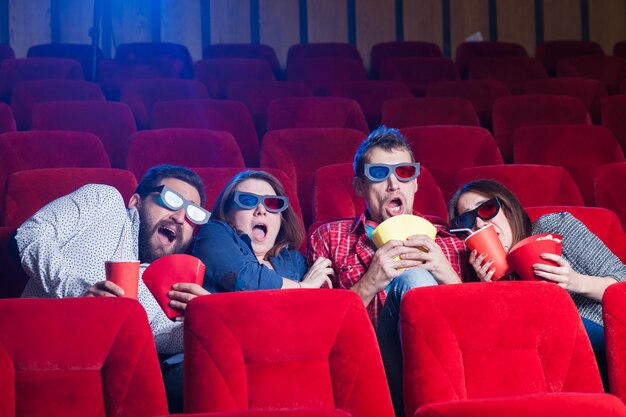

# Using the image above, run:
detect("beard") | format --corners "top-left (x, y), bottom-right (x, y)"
top-left (137, 207), bottom-right (190, 263)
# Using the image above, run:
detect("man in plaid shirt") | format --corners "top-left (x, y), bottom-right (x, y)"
top-left (308, 127), bottom-right (468, 417)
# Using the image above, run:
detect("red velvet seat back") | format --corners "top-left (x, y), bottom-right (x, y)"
top-left (536, 40), bottom-right (605, 76)
top-left (203, 43), bottom-right (281, 77)
top-left (180, 411), bottom-right (351, 417)
top-left (427, 80), bottom-right (510, 130)
top-left (601, 94), bottom-right (626, 153)
top-left (323, 81), bottom-right (413, 130)
top-left (401, 282), bottom-right (603, 416)
top-left (381, 97), bottom-right (480, 128)
top-left (31, 100), bottom-right (136, 169)
top-left (3, 168), bottom-right (137, 228)
top-left (603, 282), bottom-right (626, 403)
top-left (595, 162), bottom-right (626, 231)
top-left (380, 57), bottom-right (459, 96)
top-left (468, 56), bottom-right (548, 94)
top-left (126, 128), bottom-right (245, 180)
top-left (287, 42), bottom-right (362, 59)
top-left (455, 41), bottom-right (528, 79)
top-left (287, 43), bottom-right (363, 72)
top-left (96, 59), bottom-right (179, 101)
top-left (525, 205), bottom-right (626, 263)
top-left (0, 297), bottom-right (168, 417)
top-left (114, 41), bottom-right (194, 79)
top-left (514, 125), bottom-right (624, 205)
top-left (287, 57), bottom-right (367, 92)
top-left (370, 41), bottom-right (442, 79)
top-left (267, 97), bottom-right (369, 134)
top-left (313, 163), bottom-right (447, 224)
top-left (0, 226), bottom-right (28, 298)
top-left (11, 80), bottom-right (104, 130)
top-left (0, 44), bottom-right (15, 66)
top-left (120, 78), bottom-right (208, 129)
top-left (615, 41), bottom-right (626, 59)
top-left (151, 99), bottom-right (259, 167)
top-left (413, 392), bottom-right (626, 417)
top-left (0, 131), bottom-right (110, 223)
top-left (192, 167), bottom-right (305, 251)
top-left (556, 56), bottom-right (626, 94)
top-left (492, 94), bottom-right (590, 163)
top-left (195, 58), bottom-right (275, 98)
top-left (27, 43), bottom-right (103, 81)
top-left (0, 103), bottom-right (16, 133)
top-left (456, 164), bottom-right (584, 207)
top-left (524, 77), bottom-right (607, 124)
top-left (261, 128), bottom-right (366, 227)
top-left (227, 81), bottom-right (312, 138)
top-left (401, 126), bottom-right (503, 200)
top-left (184, 290), bottom-right (394, 417)
top-left (0, 58), bottom-right (84, 102)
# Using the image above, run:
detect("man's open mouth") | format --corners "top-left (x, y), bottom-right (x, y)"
top-left (158, 226), bottom-right (178, 244)
top-left (385, 197), bottom-right (404, 216)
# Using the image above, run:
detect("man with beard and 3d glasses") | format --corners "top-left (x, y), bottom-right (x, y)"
top-left (16, 164), bottom-right (210, 412)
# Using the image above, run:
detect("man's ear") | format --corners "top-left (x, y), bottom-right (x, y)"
top-left (353, 176), bottom-right (364, 197)
top-left (128, 193), bottom-right (141, 210)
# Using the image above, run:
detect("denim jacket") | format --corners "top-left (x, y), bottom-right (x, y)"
top-left (192, 220), bottom-right (307, 293)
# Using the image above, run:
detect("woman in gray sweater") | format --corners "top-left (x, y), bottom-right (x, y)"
top-left (448, 179), bottom-right (626, 387)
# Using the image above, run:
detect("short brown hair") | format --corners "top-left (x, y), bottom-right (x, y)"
top-left (353, 126), bottom-right (415, 177)
top-left (211, 170), bottom-right (304, 258)
top-left (448, 179), bottom-right (532, 246)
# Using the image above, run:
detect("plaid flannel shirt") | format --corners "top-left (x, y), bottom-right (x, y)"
top-left (307, 211), bottom-right (469, 327)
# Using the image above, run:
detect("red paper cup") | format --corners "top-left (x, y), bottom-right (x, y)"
top-left (105, 261), bottom-right (140, 299)
top-left (464, 224), bottom-right (511, 280)
top-left (142, 254), bottom-right (206, 319)
top-left (507, 234), bottom-right (563, 281)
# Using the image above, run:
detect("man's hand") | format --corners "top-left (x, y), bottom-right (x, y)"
top-left (353, 240), bottom-right (421, 305)
top-left (401, 235), bottom-right (462, 284)
top-left (87, 280), bottom-right (124, 297)
top-left (167, 283), bottom-right (210, 317)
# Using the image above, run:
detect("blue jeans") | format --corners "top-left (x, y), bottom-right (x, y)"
top-left (160, 352), bottom-right (184, 413)
top-left (581, 317), bottom-right (608, 391)
top-left (376, 268), bottom-right (438, 417)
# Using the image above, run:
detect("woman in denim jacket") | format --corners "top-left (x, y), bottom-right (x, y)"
top-left (193, 170), bottom-right (332, 292)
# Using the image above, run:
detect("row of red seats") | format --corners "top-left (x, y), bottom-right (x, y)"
top-left (0, 122), bottom-right (624, 215)
top-left (1, 84), bottom-right (625, 165)
top-left (2, 39), bottom-right (625, 81)
top-left (1, 51), bottom-right (624, 118)
top-left (4, 282), bottom-right (626, 416)
top-left (0, 43), bottom-right (624, 157)
top-left (1, 39), bottom-right (626, 105)
top-left (0, 124), bottom-right (624, 225)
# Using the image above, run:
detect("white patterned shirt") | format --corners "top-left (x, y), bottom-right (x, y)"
top-left (16, 184), bottom-right (183, 354)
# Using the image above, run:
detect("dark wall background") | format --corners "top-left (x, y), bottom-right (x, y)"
top-left (1, 0), bottom-right (625, 68)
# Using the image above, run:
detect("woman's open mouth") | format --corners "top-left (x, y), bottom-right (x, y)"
top-left (251, 223), bottom-right (268, 241)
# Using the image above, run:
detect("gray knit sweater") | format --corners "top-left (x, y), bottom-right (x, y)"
top-left (533, 212), bottom-right (626, 326)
